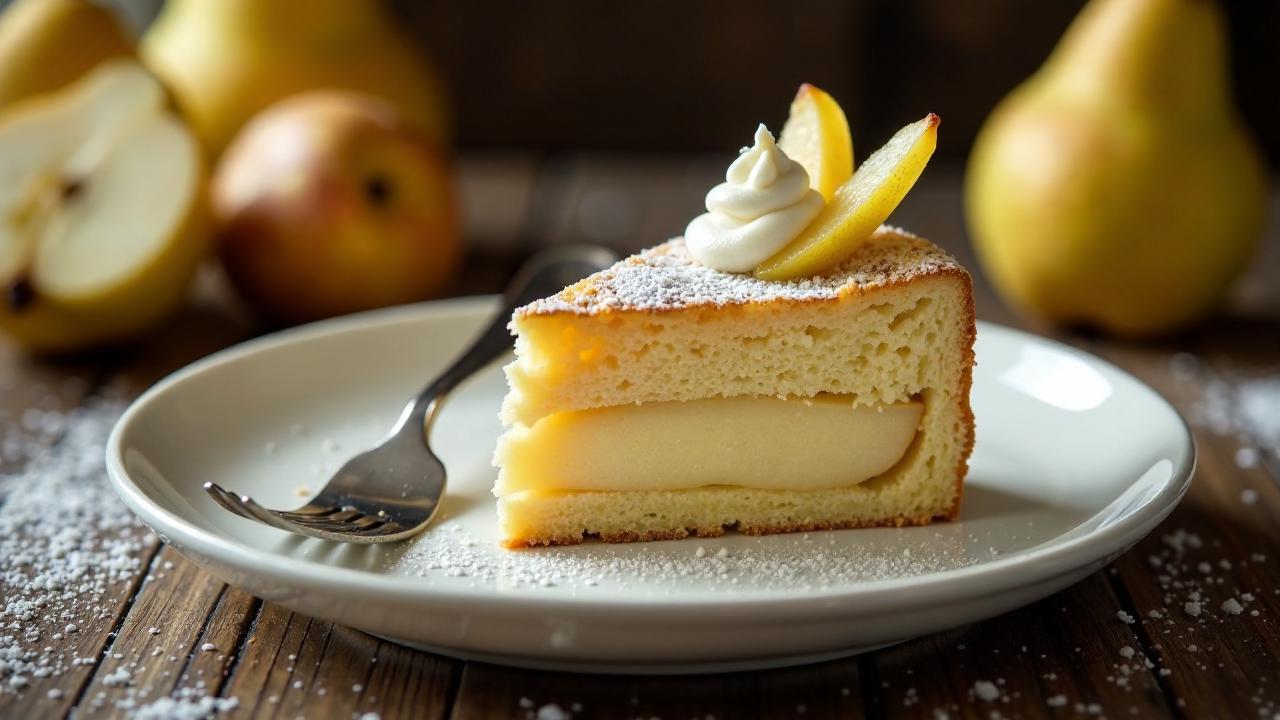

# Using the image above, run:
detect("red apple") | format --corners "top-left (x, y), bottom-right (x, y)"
top-left (212, 91), bottom-right (460, 325)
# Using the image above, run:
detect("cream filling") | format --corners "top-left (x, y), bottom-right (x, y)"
top-left (494, 395), bottom-right (923, 496)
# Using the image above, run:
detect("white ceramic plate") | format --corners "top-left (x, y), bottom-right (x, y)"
top-left (107, 296), bottom-right (1194, 674)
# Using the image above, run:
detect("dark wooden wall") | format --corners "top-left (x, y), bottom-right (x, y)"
top-left (397, 0), bottom-right (1280, 165)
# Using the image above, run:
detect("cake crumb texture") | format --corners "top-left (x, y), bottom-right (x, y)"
top-left (496, 226), bottom-right (975, 546)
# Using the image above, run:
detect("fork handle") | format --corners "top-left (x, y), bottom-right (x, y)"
top-left (394, 245), bottom-right (618, 437)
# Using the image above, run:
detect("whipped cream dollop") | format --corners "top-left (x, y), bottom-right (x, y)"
top-left (685, 124), bottom-right (824, 272)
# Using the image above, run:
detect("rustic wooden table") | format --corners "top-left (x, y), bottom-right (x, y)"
top-left (1, 155), bottom-right (1278, 720)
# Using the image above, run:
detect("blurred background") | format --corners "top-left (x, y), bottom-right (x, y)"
top-left (69, 0), bottom-right (1280, 161)
top-left (0, 0), bottom-right (1276, 351)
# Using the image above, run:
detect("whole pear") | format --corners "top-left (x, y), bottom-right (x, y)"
top-left (212, 92), bottom-right (460, 326)
top-left (141, 0), bottom-right (449, 158)
top-left (0, 0), bottom-right (134, 110)
top-left (966, 0), bottom-right (1266, 337)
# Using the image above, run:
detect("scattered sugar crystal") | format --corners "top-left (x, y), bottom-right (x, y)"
top-left (103, 668), bottom-right (132, 686)
top-left (1184, 601), bottom-right (1202, 617)
top-left (1221, 598), bottom-right (1244, 615)
top-left (1116, 610), bottom-right (1135, 624)
top-left (1240, 489), bottom-right (1259, 506)
top-left (1235, 447), bottom-right (1259, 469)
top-left (973, 680), bottom-right (1000, 702)
top-left (1119, 646), bottom-right (1135, 659)
top-left (1047, 695), bottom-right (1068, 708)
top-left (0, 401), bottom-right (171, 698)
top-left (1190, 375), bottom-right (1280, 461)
top-left (519, 697), bottom-right (535, 709)
top-left (695, 547), bottom-right (707, 558)
top-left (132, 694), bottom-right (238, 720)
top-left (536, 704), bottom-right (571, 720)
top-left (201, 643), bottom-right (217, 652)
top-left (148, 627), bottom-right (160, 635)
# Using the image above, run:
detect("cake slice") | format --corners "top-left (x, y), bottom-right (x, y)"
top-left (493, 225), bottom-right (975, 547)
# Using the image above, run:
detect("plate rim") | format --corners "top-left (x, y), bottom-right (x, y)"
top-left (105, 297), bottom-right (1196, 620)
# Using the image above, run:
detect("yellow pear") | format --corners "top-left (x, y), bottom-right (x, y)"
top-left (965, 0), bottom-right (1266, 337)
top-left (0, 60), bottom-right (209, 354)
top-left (0, 0), bottom-right (134, 109)
top-left (141, 0), bottom-right (450, 158)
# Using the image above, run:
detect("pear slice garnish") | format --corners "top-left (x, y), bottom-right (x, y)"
top-left (756, 114), bottom-right (939, 281)
top-left (778, 83), bottom-right (854, 202)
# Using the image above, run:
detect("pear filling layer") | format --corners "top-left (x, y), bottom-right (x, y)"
top-left (495, 395), bottom-right (923, 496)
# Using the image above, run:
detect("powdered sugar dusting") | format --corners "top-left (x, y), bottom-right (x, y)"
top-left (1176, 352), bottom-right (1280, 464)
top-left (0, 400), bottom-right (155, 698)
top-left (517, 227), bottom-right (964, 317)
top-left (390, 522), bottom-right (985, 595)
top-left (0, 398), bottom-right (238, 716)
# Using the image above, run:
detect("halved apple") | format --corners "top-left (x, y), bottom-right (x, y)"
top-left (778, 83), bottom-right (853, 202)
top-left (756, 114), bottom-right (939, 281)
top-left (0, 59), bottom-right (208, 353)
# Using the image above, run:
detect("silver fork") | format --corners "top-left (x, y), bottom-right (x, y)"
top-left (204, 245), bottom-right (618, 543)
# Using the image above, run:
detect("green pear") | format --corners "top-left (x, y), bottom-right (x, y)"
top-left (965, 0), bottom-right (1266, 337)
top-left (141, 0), bottom-right (450, 158)
top-left (0, 0), bottom-right (135, 110)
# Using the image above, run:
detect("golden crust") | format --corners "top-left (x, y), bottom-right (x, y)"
top-left (947, 266), bottom-right (978, 522)
top-left (516, 226), bottom-right (966, 319)
top-left (501, 509), bottom-right (957, 549)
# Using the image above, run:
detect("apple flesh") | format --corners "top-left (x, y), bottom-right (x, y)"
top-left (212, 91), bottom-right (461, 326)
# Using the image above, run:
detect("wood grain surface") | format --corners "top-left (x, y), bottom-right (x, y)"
top-left (1, 156), bottom-right (1277, 719)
